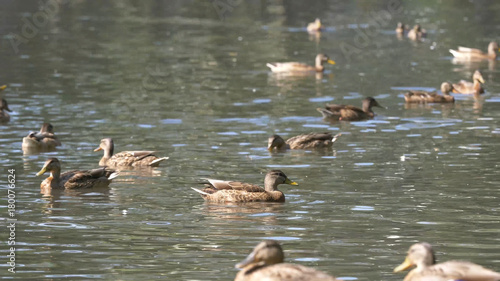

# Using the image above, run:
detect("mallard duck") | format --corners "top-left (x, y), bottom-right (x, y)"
top-left (404, 82), bottom-right (457, 103)
top-left (396, 22), bottom-right (408, 37)
top-left (407, 24), bottom-right (426, 41)
top-left (266, 54), bottom-right (335, 73)
top-left (394, 242), bottom-right (500, 281)
top-left (450, 41), bottom-right (499, 60)
top-left (268, 133), bottom-right (341, 151)
top-left (235, 240), bottom-right (339, 281)
top-left (94, 138), bottom-right (169, 167)
top-left (453, 70), bottom-right (485, 95)
top-left (191, 170), bottom-right (298, 203)
top-left (22, 123), bottom-right (61, 150)
top-left (36, 158), bottom-right (118, 189)
top-left (0, 98), bottom-right (12, 122)
top-left (317, 97), bottom-right (383, 121)
top-left (307, 18), bottom-right (322, 33)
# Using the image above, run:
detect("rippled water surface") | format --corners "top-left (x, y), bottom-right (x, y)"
top-left (1, 1), bottom-right (500, 280)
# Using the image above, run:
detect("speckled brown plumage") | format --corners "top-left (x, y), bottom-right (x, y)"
top-left (317, 97), bottom-right (383, 121)
top-left (404, 82), bottom-right (456, 104)
top-left (191, 170), bottom-right (298, 203)
top-left (267, 133), bottom-right (341, 151)
top-left (94, 138), bottom-right (168, 167)
top-left (235, 240), bottom-right (339, 281)
top-left (394, 242), bottom-right (500, 281)
top-left (22, 123), bottom-right (61, 150)
top-left (36, 158), bottom-right (118, 190)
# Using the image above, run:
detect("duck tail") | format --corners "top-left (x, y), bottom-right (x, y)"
top-left (191, 187), bottom-right (209, 196)
top-left (149, 157), bottom-right (169, 166)
top-left (108, 172), bottom-right (119, 181)
top-left (316, 108), bottom-right (334, 118)
top-left (266, 63), bottom-right (276, 70)
top-left (449, 49), bottom-right (459, 57)
top-left (331, 133), bottom-right (342, 143)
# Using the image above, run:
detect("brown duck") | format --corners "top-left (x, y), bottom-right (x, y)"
top-left (394, 242), bottom-right (500, 281)
top-left (22, 123), bottom-right (62, 150)
top-left (453, 70), bottom-right (485, 95)
top-left (235, 240), bottom-right (340, 281)
top-left (0, 98), bottom-right (12, 122)
top-left (36, 158), bottom-right (118, 190)
top-left (407, 24), bottom-right (426, 41)
top-left (267, 133), bottom-right (341, 151)
top-left (396, 22), bottom-right (408, 37)
top-left (404, 82), bottom-right (457, 103)
top-left (94, 138), bottom-right (169, 167)
top-left (191, 170), bottom-right (298, 203)
top-left (307, 18), bottom-right (323, 33)
top-left (317, 97), bottom-right (383, 121)
top-left (267, 54), bottom-right (335, 73)
top-left (450, 41), bottom-right (499, 60)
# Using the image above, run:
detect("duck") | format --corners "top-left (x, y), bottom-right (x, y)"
top-left (191, 170), bottom-right (298, 203)
top-left (267, 133), bottom-right (341, 151)
top-left (0, 85), bottom-right (6, 91)
top-left (450, 41), bottom-right (499, 60)
top-left (396, 22), bottom-right (408, 37)
top-left (36, 158), bottom-right (118, 189)
top-left (452, 70), bottom-right (485, 95)
top-left (317, 97), bottom-right (383, 121)
top-left (235, 240), bottom-right (340, 281)
top-left (307, 18), bottom-right (323, 33)
top-left (404, 82), bottom-right (457, 103)
top-left (22, 123), bottom-right (61, 150)
top-left (0, 98), bottom-right (12, 122)
top-left (266, 54), bottom-right (335, 73)
top-left (94, 138), bottom-right (169, 167)
top-left (394, 242), bottom-right (500, 281)
top-left (407, 24), bottom-right (426, 41)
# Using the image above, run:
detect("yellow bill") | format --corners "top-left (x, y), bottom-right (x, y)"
top-left (327, 59), bottom-right (336, 65)
top-left (94, 147), bottom-right (103, 152)
top-left (394, 257), bottom-right (413, 272)
top-left (285, 178), bottom-right (298, 186)
top-left (36, 167), bottom-right (47, 176)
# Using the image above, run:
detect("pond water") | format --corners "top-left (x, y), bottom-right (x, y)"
top-left (1, 1), bottom-right (500, 280)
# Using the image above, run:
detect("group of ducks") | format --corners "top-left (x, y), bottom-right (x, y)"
top-left (3, 17), bottom-right (499, 281)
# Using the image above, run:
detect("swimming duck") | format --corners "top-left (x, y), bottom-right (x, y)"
top-left (394, 242), bottom-right (500, 281)
top-left (191, 170), bottom-right (298, 203)
top-left (449, 41), bottom-right (499, 60)
top-left (22, 123), bottom-right (61, 150)
top-left (36, 158), bottom-right (118, 189)
top-left (267, 54), bottom-right (335, 73)
top-left (407, 24), bottom-right (426, 41)
top-left (404, 82), bottom-right (457, 103)
top-left (268, 133), bottom-right (341, 151)
top-left (452, 70), bottom-right (485, 95)
top-left (317, 97), bottom-right (383, 121)
top-left (235, 240), bottom-right (339, 281)
top-left (94, 138), bottom-right (169, 167)
top-left (0, 98), bottom-right (12, 122)
top-left (307, 18), bottom-right (323, 33)
top-left (396, 22), bottom-right (408, 37)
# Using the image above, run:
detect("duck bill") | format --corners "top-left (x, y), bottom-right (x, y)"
top-left (394, 257), bottom-right (414, 273)
top-left (452, 88), bottom-right (460, 93)
top-left (0, 85), bottom-right (6, 91)
top-left (235, 251), bottom-right (255, 269)
top-left (478, 77), bottom-right (485, 84)
top-left (285, 178), bottom-right (298, 186)
top-left (327, 59), bottom-right (336, 65)
top-left (36, 167), bottom-right (47, 176)
top-left (94, 147), bottom-right (103, 152)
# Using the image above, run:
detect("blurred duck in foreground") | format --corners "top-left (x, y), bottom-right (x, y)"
top-left (307, 18), bottom-right (323, 33)
top-left (0, 98), bottom-right (12, 122)
top-left (267, 54), bottom-right (335, 73)
top-left (94, 138), bottom-right (168, 167)
top-left (191, 170), bottom-right (297, 203)
top-left (404, 82), bottom-right (457, 103)
top-left (268, 133), bottom-right (341, 151)
top-left (407, 24), bottom-right (426, 41)
top-left (36, 158), bottom-right (118, 190)
top-left (452, 70), bottom-right (485, 95)
top-left (22, 123), bottom-right (61, 150)
top-left (235, 240), bottom-right (340, 281)
top-left (317, 97), bottom-right (383, 121)
top-left (394, 242), bottom-right (500, 281)
top-left (450, 41), bottom-right (499, 60)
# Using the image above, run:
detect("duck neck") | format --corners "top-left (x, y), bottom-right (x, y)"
top-left (264, 177), bottom-right (279, 192)
top-left (50, 168), bottom-right (61, 184)
top-left (104, 144), bottom-right (114, 159)
top-left (315, 57), bottom-right (324, 72)
top-left (473, 80), bottom-right (483, 95)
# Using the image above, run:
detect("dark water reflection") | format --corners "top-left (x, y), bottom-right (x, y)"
top-left (1, 0), bottom-right (500, 280)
